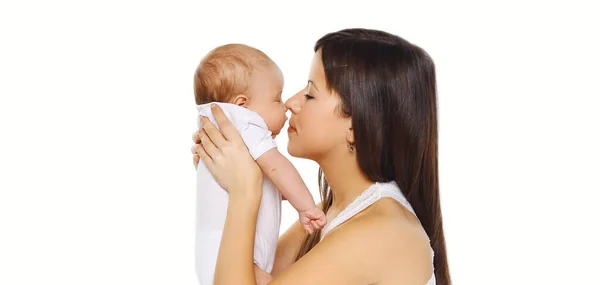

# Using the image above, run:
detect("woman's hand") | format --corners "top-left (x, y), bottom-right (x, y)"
top-left (192, 134), bottom-right (287, 201)
top-left (192, 104), bottom-right (263, 199)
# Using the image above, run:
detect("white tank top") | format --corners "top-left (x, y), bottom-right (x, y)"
top-left (320, 181), bottom-right (436, 285)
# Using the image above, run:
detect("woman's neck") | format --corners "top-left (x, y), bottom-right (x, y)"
top-left (318, 152), bottom-right (374, 211)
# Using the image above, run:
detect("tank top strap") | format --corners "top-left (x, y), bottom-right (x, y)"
top-left (377, 182), bottom-right (417, 217)
top-left (320, 183), bottom-right (379, 238)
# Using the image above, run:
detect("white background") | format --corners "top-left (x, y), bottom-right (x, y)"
top-left (1, 0), bottom-right (599, 284)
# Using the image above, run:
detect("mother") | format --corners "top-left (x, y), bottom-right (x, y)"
top-left (192, 28), bottom-right (451, 285)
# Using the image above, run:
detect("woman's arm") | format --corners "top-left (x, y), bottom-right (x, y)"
top-left (215, 193), bottom-right (262, 284)
top-left (270, 216), bottom-right (310, 278)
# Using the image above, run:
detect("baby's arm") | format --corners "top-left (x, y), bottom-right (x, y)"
top-left (256, 149), bottom-right (315, 212)
top-left (256, 149), bottom-right (327, 233)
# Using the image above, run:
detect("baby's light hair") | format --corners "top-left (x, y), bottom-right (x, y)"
top-left (194, 44), bottom-right (273, 105)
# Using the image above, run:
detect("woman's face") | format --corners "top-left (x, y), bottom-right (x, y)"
top-left (285, 50), bottom-right (350, 160)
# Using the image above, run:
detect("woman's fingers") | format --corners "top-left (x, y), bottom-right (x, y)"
top-left (193, 154), bottom-right (199, 169)
top-left (192, 130), bottom-right (202, 168)
top-left (192, 129), bottom-right (201, 144)
top-left (192, 144), bottom-right (201, 168)
top-left (210, 104), bottom-right (244, 145)
top-left (199, 129), bottom-right (220, 160)
top-left (196, 143), bottom-right (214, 167)
top-left (200, 115), bottom-right (228, 149)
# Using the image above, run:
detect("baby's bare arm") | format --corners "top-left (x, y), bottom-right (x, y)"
top-left (256, 149), bottom-right (315, 212)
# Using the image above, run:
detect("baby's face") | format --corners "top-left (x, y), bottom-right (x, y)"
top-left (245, 64), bottom-right (287, 137)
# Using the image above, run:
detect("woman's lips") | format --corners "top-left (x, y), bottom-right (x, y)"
top-left (287, 126), bottom-right (296, 133)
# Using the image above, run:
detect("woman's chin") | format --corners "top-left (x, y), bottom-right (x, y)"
top-left (286, 143), bottom-right (299, 157)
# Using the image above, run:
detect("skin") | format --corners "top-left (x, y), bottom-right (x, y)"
top-left (192, 51), bottom-right (433, 285)
top-left (230, 62), bottom-right (287, 137)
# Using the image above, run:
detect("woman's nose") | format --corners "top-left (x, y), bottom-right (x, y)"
top-left (285, 93), bottom-right (301, 113)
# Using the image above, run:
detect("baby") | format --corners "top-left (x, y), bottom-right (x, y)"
top-left (193, 44), bottom-right (326, 285)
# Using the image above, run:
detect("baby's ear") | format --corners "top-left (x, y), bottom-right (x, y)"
top-left (231, 94), bottom-right (249, 106)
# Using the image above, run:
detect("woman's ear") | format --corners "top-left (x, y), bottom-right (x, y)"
top-left (345, 121), bottom-right (355, 145)
top-left (231, 94), bottom-right (249, 106)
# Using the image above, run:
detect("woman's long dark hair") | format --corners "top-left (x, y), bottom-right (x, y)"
top-left (294, 28), bottom-right (451, 285)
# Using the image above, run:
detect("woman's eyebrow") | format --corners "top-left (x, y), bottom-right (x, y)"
top-left (308, 80), bottom-right (319, 91)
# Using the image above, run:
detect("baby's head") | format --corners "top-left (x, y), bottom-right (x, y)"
top-left (194, 44), bottom-right (287, 137)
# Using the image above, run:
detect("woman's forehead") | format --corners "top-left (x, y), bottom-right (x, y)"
top-left (309, 53), bottom-right (326, 88)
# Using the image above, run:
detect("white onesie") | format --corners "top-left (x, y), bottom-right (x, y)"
top-left (194, 102), bottom-right (282, 285)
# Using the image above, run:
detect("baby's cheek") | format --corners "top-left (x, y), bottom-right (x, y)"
top-left (267, 116), bottom-right (283, 134)
top-left (278, 115), bottom-right (287, 130)
top-left (279, 110), bottom-right (288, 127)
top-left (268, 111), bottom-right (284, 131)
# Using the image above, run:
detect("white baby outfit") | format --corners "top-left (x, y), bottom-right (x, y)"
top-left (194, 102), bottom-right (282, 285)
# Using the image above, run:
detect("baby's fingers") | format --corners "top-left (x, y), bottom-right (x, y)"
top-left (311, 220), bottom-right (323, 231)
top-left (317, 215), bottom-right (327, 227)
top-left (303, 224), bottom-right (314, 235)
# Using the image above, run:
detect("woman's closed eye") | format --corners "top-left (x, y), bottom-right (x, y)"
top-left (304, 93), bottom-right (314, 100)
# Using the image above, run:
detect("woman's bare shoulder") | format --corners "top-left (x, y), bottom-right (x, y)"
top-left (321, 198), bottom-right (433, 283)
top-left (332, 197), bottom-right (429, 241)
top-left (269, 200), bottom-right (433, 284)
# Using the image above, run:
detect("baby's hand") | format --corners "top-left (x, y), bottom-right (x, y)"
top-left (299, 206), bottom-right (327, 235)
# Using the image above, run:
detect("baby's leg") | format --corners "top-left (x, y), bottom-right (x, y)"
top-left (254, 263), bottom-right (274, 285)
